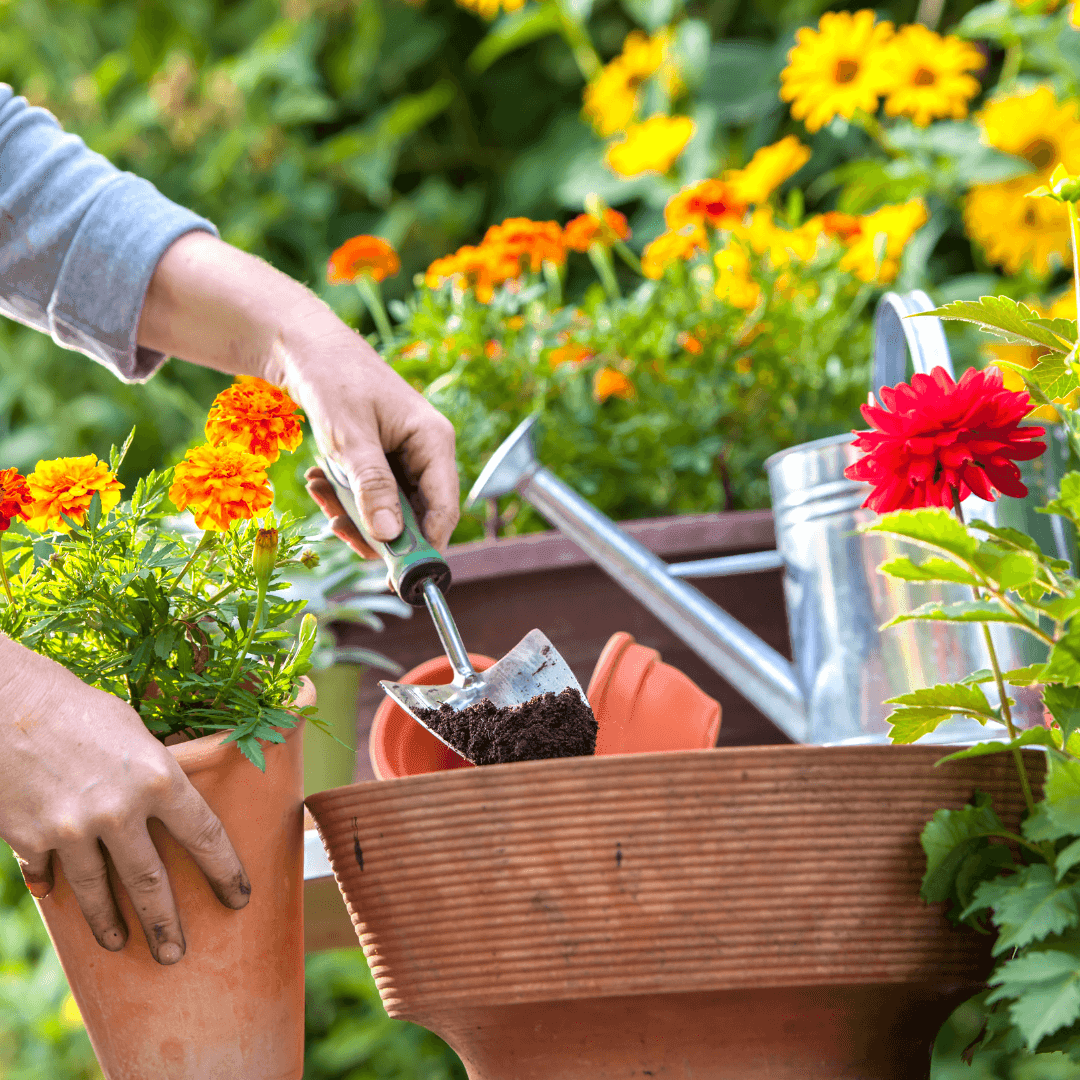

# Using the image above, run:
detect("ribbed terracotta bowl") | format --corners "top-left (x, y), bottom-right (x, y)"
top-left (306, 745), bottom-right (1037, 1080)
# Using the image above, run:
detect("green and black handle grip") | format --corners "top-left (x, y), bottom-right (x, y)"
top-left (317, 456), bottom-right (452, 606)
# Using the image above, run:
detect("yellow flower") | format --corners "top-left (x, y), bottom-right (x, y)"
top-left (725, 136), bottom-right (812, 205)
top-left (641, 227), bottom-right (707, 279)
top-left (714, 245), bottom-right (761, 311)
top-left (169, 444), bottom-right (273, 532)
top-left (840, 199), bottom-right (928, 282)
top-left (737, 208), bottom-right (821, 267)
top-left (583, 30), bottom-right (675, 137)
top-left (965, 87), bottom-right (1080, 275)
top-left (780, 10), bottom-right (894, 133)
top-left (879, 25), bottom-right (984, 127)
top-left (23, 455), bottom-right (124, 533)
top-left (455, 0), bottom-right (523, 19)
top-left (665, 179), bottom-right (746, 232)
top-left (593, 367), bottom-right (635, 402)
top-left (205, 376), bottom-right (304, 464)
top-left (605, 116), bottom-right (695, 177)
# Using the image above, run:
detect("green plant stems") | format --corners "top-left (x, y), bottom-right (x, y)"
top-left (542, 260), bottom-right (563, 307)
top-left (356, 274), bottom-right (395, 344)
top-left (212, 576), bottom-right (268, 707)
top-left (612, 239), bottom-right (644, 277)
top-left (552, 2), bottom-right (601, 81)
top-left (1068, 201), bottom-right (1080, 323)
top-left (0, 538), bottom-right (12, 605)
top-left (588, 244), bottom-right (621, 301)
top-left (170, 531), bottom-right (215, 596)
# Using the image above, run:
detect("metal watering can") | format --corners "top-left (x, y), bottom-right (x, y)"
top-left (466, 292), bottom-right (1072, 745)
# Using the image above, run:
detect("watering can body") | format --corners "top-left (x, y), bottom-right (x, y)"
top-left (466, 292), bottom-right (1070, 745)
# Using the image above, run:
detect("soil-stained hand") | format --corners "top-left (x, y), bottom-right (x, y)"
top-left (0, 635), bottom-right (251, 965)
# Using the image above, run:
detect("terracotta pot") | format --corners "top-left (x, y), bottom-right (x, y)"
top-left (36, 679), bottom-right (314, 1080)
top-left (306, 744), bottom-right (1039, 1080)
top-left (369, 633), bottom-right (721, 779)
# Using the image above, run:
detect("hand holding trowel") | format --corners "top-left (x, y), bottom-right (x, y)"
top-left (315, 456), bottom-right (591, 764)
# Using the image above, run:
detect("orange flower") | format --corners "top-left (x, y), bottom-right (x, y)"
top-left (678, 332), bottom-right (703, 355)
top-left (204, 376), bottom-right (305, 464)
top-left (665, 180), bottom-right (747, 232)
top-left (483, 218), bottom-right (567, 271)
top-left (818, 211), bottom-right (863, 242)
top-left (425, 244), bottom-right (521, 303)
top-left (549, 343), bottom-right (595, 368)
top-left (484, 340), bottom-right (503, 360)
top-left (641, 227), bottom-right (707, 279)
top-left (564, 210), bottom-right (631, 252)
top-left (169, 444), bottom-right (273, 532)
top-left (593, 367), bottom-right (635, 402)
top-left (0, 468), bottom-right (32, 531)
top-left (327, 236), bottom-right (401, 284)
top-left (23, 456), bottom-right (124, 533)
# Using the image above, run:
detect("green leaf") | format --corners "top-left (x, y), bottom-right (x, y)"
top-left (886, 681), bottom-right (995, 714)
top-left (467, 5), bottom-right (563, 73)
top-left (1057, 838), bottom-right (1080, 881)
top-left (85, 492), bottom-right (102, 532)
top-left (861, 508), bottom-right (979, 561)
top-left (1002, 664), bottom-right (1049, 687)
top-left (888, 707), bottom-right (955, 743)
top-left (885, 599), bottom-right (1022, 628)
top-left (109, 427), bottom-right (136, 472)
top-left (972, 865), bottom-right (1080, 953)
top-left (921, 795), bottom-right (1009, 903)
top-left (1045, 685), bottom-right (1080, 746)
top-left (1043, 473), bottom-right (1080, 529)
top-left (877, 555), bottom-right (979, 586)
top-left (987, 946), bottom-right (1080, 1049)
top-left (935, 727), bottom-right (1057, 764)
top-left (1047, 752), bottom-right (1080, 805)
top-left (918, 296), bottom-right (1074, 353)
top-left (1043, 624), bottom-right (1080, 686)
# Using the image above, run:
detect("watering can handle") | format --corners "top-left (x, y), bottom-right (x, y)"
top-left (871, 290), bottom-right (955, 402)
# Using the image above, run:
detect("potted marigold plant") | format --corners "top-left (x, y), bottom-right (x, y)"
top-left (0, 375), bottom-right (327, 1080)
top-left (843, 167), bottom-right (1080, 1071)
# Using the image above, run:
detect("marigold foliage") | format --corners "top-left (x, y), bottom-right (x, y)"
top-left (605, 115), bottom-right (695, 177)
top-left (169, 443), bottom-right (274, 531)
top-left (23, 456), bottom-right (124, 533)
top-left (204, 376), bottom-right (305, 464)
top-left (326, 235), bottom-right (401, 284)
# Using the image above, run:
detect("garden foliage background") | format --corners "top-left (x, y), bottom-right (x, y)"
top-left (3, 0), bottom-right (1080, 1075)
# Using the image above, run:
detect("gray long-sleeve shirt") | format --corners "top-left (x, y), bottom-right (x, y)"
top-left (0, 85), bottom-right (217, 383)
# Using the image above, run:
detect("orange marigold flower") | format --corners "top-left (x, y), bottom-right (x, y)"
top-left (665, 180), bottom-right (747, 233)
top-left (169, 444), bottom-right (273, 532)
top-left (549, 343), bottom-right (595, 368)
top-left (641, 227), bottom-right (707, 279)
top-left (818, 211), bottom-right (863, 242)
top-left (484, 340), bottom-right (503, 360)
top-left (425, 244), bottom-right (520, 303)
top-left (327, 235), bottom-right (401, 284)
top-left (23, 456), bottom-right (124, 533)
top-left (593, 367), bottom-right (635, 402)
top-left (205, 376), bottom-right (305, 464)
top-left (0, 468), bottom-right (32, 531)
top-left (563, 209), bottom-right (632, 252)
top-left (678, 332), bottom-right (703, 355)
top-left (483, 218), bottom-right (567, 270)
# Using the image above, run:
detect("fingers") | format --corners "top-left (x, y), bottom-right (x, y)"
top-left (156, 783), bottom-right (251, 913)
top-left (55, 841), bottom-right (129, 954)
top-left (14, 848), bottom-right (53, 899)
top-left (304, 468), bottom-right (377, 559)
top-left (409, 419), bottom-right (461, 552)
top-left (346, 445), bottom-right (405, 543)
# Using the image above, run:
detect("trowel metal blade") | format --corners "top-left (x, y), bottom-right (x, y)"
top-left (379, 629), bottom-right (587, 764)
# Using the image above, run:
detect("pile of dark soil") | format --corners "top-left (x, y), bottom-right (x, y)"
top-left (417, 688), bottom-right (598, 765)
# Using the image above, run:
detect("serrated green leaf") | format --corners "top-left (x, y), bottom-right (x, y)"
top-left (1057, 838), bottom-right (1080, 882)
top-left (987, 947), bottom-right (1080, 1049)
top-left (109, 427), bottom-right (136, 472)
top-left (975, 865), bottom-right (1080, 953)
top-left (877, 555), bottom-right (979, 585)
top-left (920, 297), bottom-right (1074, 353)
top-left (1042, 473), bottom-right (1080, 529)
top-left (935, 727), bottom-right (1057, 764)
top-left (962, 668), bottom-right (996, 685)
top-left (1036, 628), bottom-right (1080, 686)
top-left (862, 507), bottom-right (979, 561)
top-left (921, 796), bottom-right (1009, 903)
top-left (1045, 685), bottom-right (1080, 746)
top-left (887, 681), bottom-right (995, 713)
top-left (886, 599), bottom-right (1022, 628)
top-left (888, 707), bottom-right (954, 743)
top-left (1003, 664), bottom-right (1049, 686)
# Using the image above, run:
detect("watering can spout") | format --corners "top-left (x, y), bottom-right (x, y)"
top-left (467, 416), bottom-right (809, 742)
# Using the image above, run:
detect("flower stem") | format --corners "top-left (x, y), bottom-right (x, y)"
top-left (613, 239), bottom-right (644, 277)
top-left (0, 537), bottom-right (12, 605)
top-left (356, 274), bottom-right (394, 344)
top-left (588, 243), bottom-right (621, 300)
top-left (1068, 201), bottom-right (1080, 324)
top-left (552, 3), bottom-right (602, 81)
top-left (170, 531), bottom-right (215, 596)
top-left (212, 577), bottom-right (267, 707)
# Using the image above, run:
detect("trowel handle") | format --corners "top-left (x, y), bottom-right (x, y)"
top-left (317, 457), bottom-right (452, 607)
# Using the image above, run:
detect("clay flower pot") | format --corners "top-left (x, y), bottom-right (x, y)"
top-left (306, 743), bottom-right (1036, 1080)
top-left (35, 679), bottom-right (314, 1080)
top-left (369, 632), bottom-right (721, 779)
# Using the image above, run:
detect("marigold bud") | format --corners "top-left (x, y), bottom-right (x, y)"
top-left (300, 548), bottom-right (320, 569)
top-left (252, 528), bottom-right (279, 584)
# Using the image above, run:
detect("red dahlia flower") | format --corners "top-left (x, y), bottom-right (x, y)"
top-left (0, 467), bottom-right (32, 531)
top-left (844, 366), bottom-right (1046, 514)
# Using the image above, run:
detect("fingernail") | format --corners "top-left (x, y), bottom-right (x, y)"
top-left (157, 942), bottom-right (183, 965)
top-left (102, 927), bottom-right (126, 950)
top-left (372, 509), bottom-right (400, 539)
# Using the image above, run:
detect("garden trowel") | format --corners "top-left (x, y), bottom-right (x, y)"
top-left (317, 456), bottom-right (587, 763)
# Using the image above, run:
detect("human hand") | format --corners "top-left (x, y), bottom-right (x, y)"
top-left (0, 636), bottom-right (250, 965)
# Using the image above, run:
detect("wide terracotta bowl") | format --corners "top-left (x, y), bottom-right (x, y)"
top-left (306, 744), bottom-right (1037, 1080)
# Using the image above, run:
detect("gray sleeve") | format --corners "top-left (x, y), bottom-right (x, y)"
top-left (0, 84), bottom-right (218, 383)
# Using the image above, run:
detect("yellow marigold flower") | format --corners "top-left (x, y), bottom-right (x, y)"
top-left (840, 199), bottom-right (928, 282)
top-left (878, 26), bottom-right (984, 127)
top-left (169, 444), bottom-right (273, 532)
top-left (965, 86), bottom-right (1080, 275)
top-left (738, 208), bottom-right (821, 267)
top-left (816, 211), bottom-right (864, 242)
top-left (605, 116), bottom-right (695, 177)
top-left (23, 455), bottom-right (124, 533)
top-left (205, 376), bottom-right (304, 465)
top-left (455, 0), bottom-right (523, 19)
top-left (326, 235), bottom-right (400, 284)
top-left (593, 367), bottom-right (635, 402)
top-left (583, 30), bottom-right (673, 137)
top-left (641, 227), bottom-right (707, 279)
top-left (714, 245), bottom-right (761, 311)
top-left (665, 179), bottom-right (746, 232)
top-left (563, 209), bottom-right (631, 251)
top-left (483, 218), bottom-right (567, 270)
top-left (725, 136), bottom-right (812, 205)
top-left (780, 11), bottom-right (894, 133)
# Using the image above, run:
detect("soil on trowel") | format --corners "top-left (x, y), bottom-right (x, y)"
top-left (416, 687), bottom-right (598, 765)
